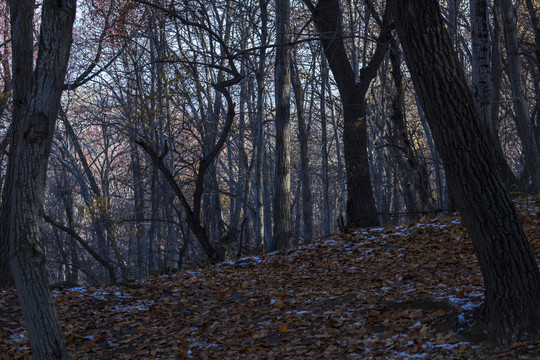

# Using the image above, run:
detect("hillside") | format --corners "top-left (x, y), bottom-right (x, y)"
top-left (1, 197), bottom-right (540, 359)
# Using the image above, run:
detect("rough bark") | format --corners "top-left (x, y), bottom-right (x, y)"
top-left (4, 0), bottom-right (76, 358)
top-left (272, 0), bottom-right (293, 250)
top-left (0, 0), bottom-right (35, 289)
top-left (392, 0), bottom-right (540, 343)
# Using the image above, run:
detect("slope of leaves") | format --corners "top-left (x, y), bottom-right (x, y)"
top-left (1, 196), bottom-right (540, 359)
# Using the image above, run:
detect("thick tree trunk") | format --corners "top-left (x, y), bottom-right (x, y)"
top-left (5, 0), bottom-right (76, 358)
top-left (0, 0), bottom-right (35, 289)
top-left (393, 0), bottom-right (540, 344)
top-left (272, 0), bottom-right (293, 250)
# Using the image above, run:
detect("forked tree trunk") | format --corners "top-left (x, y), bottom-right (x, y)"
top-left (392, 0), bottom-right (540, 344)
top-left (305, 0), bottom-right (391, 228)
top-left (5, 0), bottom-right (76, 358)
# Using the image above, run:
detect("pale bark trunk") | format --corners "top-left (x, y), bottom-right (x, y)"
top-left (255, 0), bottom-right (268, 251)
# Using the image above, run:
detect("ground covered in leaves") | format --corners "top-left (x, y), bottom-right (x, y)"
top-left (2, 197), bottom-right (540, 359)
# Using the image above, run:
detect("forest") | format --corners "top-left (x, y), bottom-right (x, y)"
top-left (0, 0), bottom-right (539, 358)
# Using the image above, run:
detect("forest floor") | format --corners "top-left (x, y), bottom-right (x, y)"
top-left (1, 197), bottom-right (540, 359)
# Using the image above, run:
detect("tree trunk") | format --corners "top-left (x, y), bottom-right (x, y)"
top-left (525, 0), bottom-right (540, 155)
top-left (392, 0), bottom-right (540, 344)
top-left (319, 53), bottom-right (331, 236)
top-left (0, 0), bottom-right (35, 288)
top-left (307, 0), bottom-right (391, 227)
top-left (272, 0), bottom-right (293, 250)
top-left (254, 0), bottom-right (268, 251)
top-left (389, 46), bottom-right (418, 221)
top-left (5, 0), bottom-right (76, 358)
top-left (499, 0), bottom-right (540, 191)
top-left (470, 0), bottom-right (520, 192)
top-left (291, 56), bottom-right (313, 243)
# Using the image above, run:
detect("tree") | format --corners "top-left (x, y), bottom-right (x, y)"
top-left (272, 0), bottom-right (293, 250)
top-left (291, 55), bottom-right (313, 243)
top-left (499, 0), bottom-right (540, 191)
top-left (1, 0), bottom-right (76, 358)
top-left (470, 0), bottom-right (520, 192)
top-left (303, 0), bottom-right (392, 227)
top-left (132, 0), bottom-right (244, 264)
top-left (392, 0), bottom-right (540, 343)
top-left (254, 0), bottom-right (269, 250)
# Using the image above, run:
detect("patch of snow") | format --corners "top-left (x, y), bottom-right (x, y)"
top-left (111, 300), bottom-right (154, 313)
top-left (51, 286), bottom-right (87, 297)
top-left (9, 331), bottom-right (27, 343)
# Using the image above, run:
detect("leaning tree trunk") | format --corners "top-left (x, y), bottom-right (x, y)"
top-left (392, 0), bottom-right (540, 344)
top-left (5, 0), bottom-right (76, 358)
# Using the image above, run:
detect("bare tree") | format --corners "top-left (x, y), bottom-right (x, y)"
top-left (272, 0), bottom-right (293, 250)
top-left (1, 0), bottom-right (76, 358)
top-left (499, 0), bottom-right (540, 191)
top-left (302, 0), bottom-right (392, 227)
top-left (393, 0), bottom-right (540, 343)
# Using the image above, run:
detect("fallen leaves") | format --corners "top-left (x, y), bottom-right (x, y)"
top-left (1, 196), bottom-right (540, 359)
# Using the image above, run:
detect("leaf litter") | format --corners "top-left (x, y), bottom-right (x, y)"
top-left (1, 196), bottom-right (540, 359)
